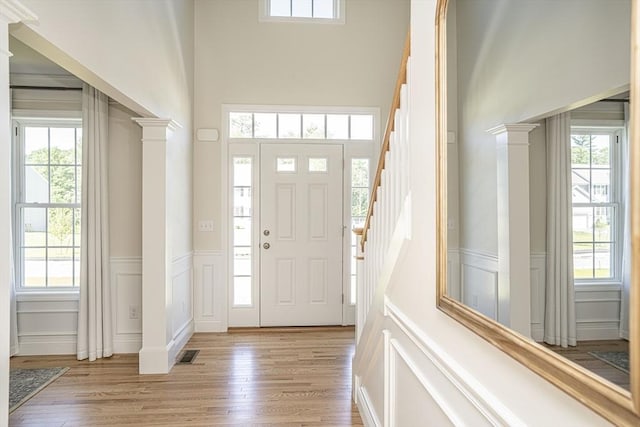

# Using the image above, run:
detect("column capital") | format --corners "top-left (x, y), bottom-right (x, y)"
top-left (132, 118), bottom-right (181, 142)
top-left (0, 0), bottom-right (37, 24)
top-left (487, 123), bottom-right (539, 136)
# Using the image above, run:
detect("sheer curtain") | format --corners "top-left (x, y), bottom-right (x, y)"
top-left (544, 112), bottom-right (577, 347)
top-left (619, 102), bottom-right (631, 340)
top-left (77, 84), bottom-right (112, 361)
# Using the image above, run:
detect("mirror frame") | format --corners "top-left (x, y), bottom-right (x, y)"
top-left (435, 0), bottom-right (640, 424)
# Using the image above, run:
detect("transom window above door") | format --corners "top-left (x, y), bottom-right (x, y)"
top-left (229, 111), bottom-right (374, 141)
top-left (260, 0), bottom-right (345, 23)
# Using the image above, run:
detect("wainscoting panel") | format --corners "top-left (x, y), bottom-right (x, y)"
top-left (194, 250), bottom-right (227, 332)
top-left (16, 294), bottom-right (79, 355)
top-left (530, 253), bottom-right (546, 341)
top-left (171, 253), bottom-right (194, 340)
top-left (111, 257), bottom-right (142, 353)
top-left (356, 298), bottom-right (524, 426)
top-left (460, 250), bottom-right (498, 321)
top-left (446, 249), bottom-right (460, 301)
top-left (575, 284), bottom-right (621, 340)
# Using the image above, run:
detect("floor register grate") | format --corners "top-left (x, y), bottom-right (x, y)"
top-left (177, 349), bottom-right (200, 364)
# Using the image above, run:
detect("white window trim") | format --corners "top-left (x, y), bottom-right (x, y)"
top-left (13, 117), bottom-right (83, 294)
top-left (259, 0), bottom-right (346, 24)
top-left (570, 122), bottom-right (625, 286)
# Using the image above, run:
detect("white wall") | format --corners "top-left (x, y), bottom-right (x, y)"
top-left (192, 0), bottom-right (410, 251)
top-left (8, 0), bottom-right (196, 361)
top-left (454, 0), bottom-right (630, 255)
top-left (354, 0), bottom-right (614, 424)
top-left (12, 0), bottom-right (195, 258)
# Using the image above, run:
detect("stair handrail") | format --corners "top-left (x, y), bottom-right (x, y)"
top-left (360, 31), bottom-right (411, 251)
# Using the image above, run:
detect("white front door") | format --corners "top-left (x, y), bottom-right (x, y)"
top-left (260, 143), bottom-right (344, 326)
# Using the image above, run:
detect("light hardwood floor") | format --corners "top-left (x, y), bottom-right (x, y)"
top-left (9, 327), bottom-right (363, 427)
top-left (545, 339), bottom-right (630, 391)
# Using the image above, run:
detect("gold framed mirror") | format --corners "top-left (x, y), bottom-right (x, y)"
top-left (436, 0), bottom-right (639, 424)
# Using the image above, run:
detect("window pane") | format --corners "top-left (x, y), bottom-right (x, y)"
top-left (230, 113), bottom-right (253, 138)
top-left (234, 217), bottom-right (252, 246)
top-left (48, 247), bottom-right (73, 287)
top-left (590, 169), bottom-right (610, 203)
top-left (48, 208), bottom-right (74, 246)
top-left (594, 243), bottom-right (612, 278)
top-left (309, 158), bottom-right (328, 172)
top-left (572, 206), bottom-right (593, 242)
top-left (292, 0), bottom-right (312, 17)
top-left (574, 244), bottom-right (594, 279)
top-left (350, 275), bottom-right (357, 304)
top-left (234, 246), bottom-right (252, 276)
top-left (270, 0), bottom-right (291, 16)
top-left (326, 114), bottom-right (349, 139)
top-left (233, 157), bottom-right (252, 186)
top-left (50, 128), bottom-right (75, 164)
top-left (277, 157), bottom-right (296, 172)
top-left (352, 216), bottom-right (365, 229)
top-left (25, 165), bottom-right (49, 203)
top-left (24, 248), bottom-right (46, 287)
top-left (254, 113), bottom-right (277, 138)
top-left (49, 166), bottom-right (76, 203)
top-left (24, 127), bottom-right (49, 164)
top-left (352, 159), bottom-right (370, 187)
top-left (234, 276), bottom-right (252, 306)
top-left (352, 188), bottom-right (369, 217)
top-left (23, 208), bottom-right (46, 246)
top-left (591, 134), bottom-right (611, 168)
top-left (571, 169), bottom-right (590, 203)
top-left (74, 208), bottom-right (82, 247)
top-left (350, 115), bottom-right (373, 140)
top-left (75, 166), bottom-right (82, 203)
top-left (76, 128), bottom-right (82, 163)
top-left (74, 248), bottom-right (81, 287)
top-left (314, 0), bottom-right (334, 18)
top-left (571, 134), bottom-right (590, 167)
top-left (594, 207), bottom-right (612, 242)
top-left (234, 187), bottom-right (252, 217)
top-left (303, 114), bottom-right (325, 139)
top-left (278, 114), bottom-right (301, 138)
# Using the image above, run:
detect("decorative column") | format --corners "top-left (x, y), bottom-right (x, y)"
top-left (133, 118), bottom-right (181, 374)
top-left (0, 1), bottom-right (36, 424)
top-left (488, 123), bottom-right (538, 337)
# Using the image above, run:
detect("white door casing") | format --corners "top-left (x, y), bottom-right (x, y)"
top-left (260, 143), bottom-right (344, 326)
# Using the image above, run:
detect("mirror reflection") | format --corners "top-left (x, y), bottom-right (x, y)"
top-left (445, 0), bottom-right (631, 390)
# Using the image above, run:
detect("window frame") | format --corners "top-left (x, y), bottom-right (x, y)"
top-left (12, 118), bottom-right (83, 293)
top-left (570, 124), bottom-right (624, 285)
top-left (259, 0), bottom-right (346, 24)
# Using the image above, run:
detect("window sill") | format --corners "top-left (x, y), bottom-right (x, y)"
top-left (574, 282), bottom-right (622, 292)
top-left (16, 291), bottom-right (80, 302)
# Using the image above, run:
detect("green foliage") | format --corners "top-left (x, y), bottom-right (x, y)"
top-left (28, 147), bottom-right (79, 243)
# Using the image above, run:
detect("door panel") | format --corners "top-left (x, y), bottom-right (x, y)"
top-left (260, 143), bottom-right (343, 326)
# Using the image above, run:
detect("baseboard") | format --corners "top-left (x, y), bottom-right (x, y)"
top-left (113, 334), bottom-right (142, 354)
top-left (357, 386), bottom-right (381, 427)
top-left (169, 319), bottom-right (194, 367)
top-left (17, 334), bottom-right (76, 356)
top-left (576, 324), bottom-right (621, 341)
top-left (531, 325), bottom-right (544, 342)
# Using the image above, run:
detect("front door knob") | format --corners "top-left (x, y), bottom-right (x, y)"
top-left (263, 242), bottom-right (270, 249)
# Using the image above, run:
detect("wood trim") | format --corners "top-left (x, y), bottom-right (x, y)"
top-left (360, 30), bottom-right (411, 251)
top-left (435, 0), bottom-right (640, 424)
